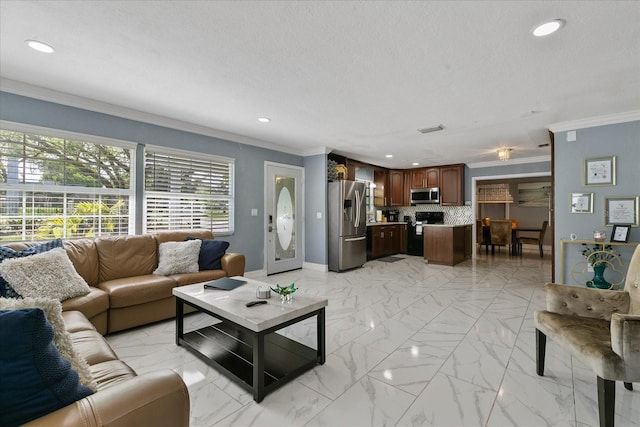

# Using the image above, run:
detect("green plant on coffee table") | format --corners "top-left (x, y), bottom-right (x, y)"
top-left (580, 243), bottom-right (618, 266)
top-left (270, 283), bottom-right (297, 296)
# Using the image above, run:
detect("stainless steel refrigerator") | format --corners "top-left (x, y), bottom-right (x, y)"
top-left (328, 180), bottom-right (367, 272)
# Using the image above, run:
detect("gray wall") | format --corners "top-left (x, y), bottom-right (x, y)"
top-left (0, 91), bottom-right (306, 272)
top-left (303, 154), bottom-right (328, 265)
top-left (553, 120), bottom-right (640, 285)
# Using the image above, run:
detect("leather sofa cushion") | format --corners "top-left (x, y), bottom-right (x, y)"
top-left (90, 360), bottom-right (137, 390)
top-left (68, 329), bottom-right (119, 366)
top-left (63, 239), bottom-right (99, 286)
top-left (96, 235), bottom-right (157, 281)
top-left (170, 270), bottom-right (226, 287)
top-left (154, 229), bottom-right (213, 244)
top-left (99, 275), bottom-right (177, 308)
top-left (61, 286), bottom-right (109, 320)
top-left (62, 310), bottom-right (97, 333)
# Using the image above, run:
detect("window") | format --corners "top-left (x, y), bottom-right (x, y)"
top-left (0, 124), bottom-right (135, 241)
top-left (144, 145), bottom-right (234, 234)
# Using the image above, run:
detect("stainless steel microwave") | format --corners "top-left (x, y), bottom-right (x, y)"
top-left (410, 187), bottom-right (440, 205)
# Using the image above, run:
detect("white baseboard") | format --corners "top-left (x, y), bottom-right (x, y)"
top-left (303, 262), bottom-right (328, 272)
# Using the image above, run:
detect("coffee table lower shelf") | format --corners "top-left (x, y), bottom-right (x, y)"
top-left (179, 321), bottom-right (320, 402)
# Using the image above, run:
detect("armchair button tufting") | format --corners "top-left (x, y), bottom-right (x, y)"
top-left (599, 297), bottom-right (604, 302)
top-left (562, 302), bottom-right (567, 307)
top-left (572, 294), bottom-right (578, 298)
top-left (587, 306), bottom-right (592, 310)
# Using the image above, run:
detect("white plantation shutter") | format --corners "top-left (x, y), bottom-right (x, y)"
top-left (144, 146), bottom-right (234, 234)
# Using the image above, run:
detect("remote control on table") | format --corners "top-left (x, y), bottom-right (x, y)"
top-left (246, 300), bottom-right (268, 307)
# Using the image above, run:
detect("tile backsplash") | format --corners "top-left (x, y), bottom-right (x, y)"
top-left (398, 205), bottom-right (473, 225)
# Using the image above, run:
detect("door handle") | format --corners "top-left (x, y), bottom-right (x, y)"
top-left (345, 236), bottom-right (366, 242)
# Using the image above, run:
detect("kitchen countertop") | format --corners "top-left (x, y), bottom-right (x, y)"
top-left (422, 223), bottom-right (473, 228)
top-left (366, 222), bottom-right (408, 226)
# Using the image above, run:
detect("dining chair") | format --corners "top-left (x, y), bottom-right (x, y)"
top-left (476, 219), bottom-right (489, 254)
top-left (489, 219), bottom-right (512, 255)
top-left (535, 244), bottom-right (640, 427)
top-left (517, 220), bottom-right (548, 258)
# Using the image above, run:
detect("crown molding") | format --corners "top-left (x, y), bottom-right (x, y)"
top-left (466, 155), bottom-right (551, 169)
top-left (548, 110), bottom-right (640, 133)
top-left (0, 78), bottom-right (305, 156)
top-left (303, 146), bottom-right (332, 156)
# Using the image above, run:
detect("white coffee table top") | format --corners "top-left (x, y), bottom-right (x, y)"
top-left (172, 276), bottom-right (328, 332)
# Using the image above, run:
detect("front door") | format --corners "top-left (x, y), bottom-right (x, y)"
top-left (265, 162), bottom-right (303, 275)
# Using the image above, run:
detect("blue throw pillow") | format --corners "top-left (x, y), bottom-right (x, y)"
top-left (0, 308), bottom-right (94, 426)
top-left (185, 237), bottom-right (230, 270)
top-left (0, 239), bottom-right (63, 298)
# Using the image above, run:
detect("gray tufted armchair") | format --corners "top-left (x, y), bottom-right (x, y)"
top-left (535, 244), bottom-right (640, 427)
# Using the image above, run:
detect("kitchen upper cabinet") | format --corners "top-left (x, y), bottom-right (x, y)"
top-left (426, 168), bottom-right (440, 188)
top-left (389, 170), bottom-right (404, 206)
top-left (373, 169), bottom-right (387, 206)
top-left (409, 168), bottom-right (426, 188)
top-left (440, 164), bottom-right (464, 206)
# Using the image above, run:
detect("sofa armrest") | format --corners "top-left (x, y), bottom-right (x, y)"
top-left (544, 283), bottom-right (630, 320)
top-left (611, 313), bottom-right (640, 381)
top-left (221, 252), bottom-right (245, 277)
top-left (24, 370), bottom-right (189, 427)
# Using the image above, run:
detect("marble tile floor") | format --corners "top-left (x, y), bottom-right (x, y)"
top-left (106, 251), bottom-right (640, 427)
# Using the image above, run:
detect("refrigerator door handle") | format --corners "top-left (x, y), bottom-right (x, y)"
top-left (354, 190), bottom-right (360, 228)
top-left (344, 236), bottom-right (366, 242)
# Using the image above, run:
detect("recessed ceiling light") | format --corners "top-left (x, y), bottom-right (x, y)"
top-left (412, 162), bottom-right (419, 166)
top-left (532, 19), bottom-right (565, 37)
top-left (26, 40), bottom-right (55, 53)
top-left (258, 117), bottom-right (271, 123)
top-left (385, 154), bottom-right (393, 158)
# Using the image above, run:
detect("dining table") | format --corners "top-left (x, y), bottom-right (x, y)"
top-left (481, 224), bottom-right (543, 255)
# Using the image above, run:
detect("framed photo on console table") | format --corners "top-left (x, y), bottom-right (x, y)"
top-left (584, 156), bottom-right (616, 186)
top-left (605, 196), bottom-right (639, 226)
top-left (611, 224), bottom-right (631, 243)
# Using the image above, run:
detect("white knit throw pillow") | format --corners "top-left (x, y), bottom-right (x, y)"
top-left (153, 239), bottom-right (202, 275)
top-left (0, 248), bottom-right (91, 301)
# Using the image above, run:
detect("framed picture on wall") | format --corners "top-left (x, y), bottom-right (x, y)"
top-left (605, 196), bottom-right (639, 226)
top-left (571, 192), bottom-right (593, 213)
top-left (611, 224), bottom-right (631, 243)
top-left (584, 156), bottom-right (616, 186)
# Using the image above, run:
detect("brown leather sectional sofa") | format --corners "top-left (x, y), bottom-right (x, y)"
top-left (2, 229), bottom-right (245, 334)
top-left (2, 230), bottom-right (245, 426)
top-left (24, 311), bottom-right (191, 427)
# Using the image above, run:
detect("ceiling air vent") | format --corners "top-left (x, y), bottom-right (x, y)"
top-left (417, 124), bottom-right (444, 134)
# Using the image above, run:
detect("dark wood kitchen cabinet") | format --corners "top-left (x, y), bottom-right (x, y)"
top-left (373, 169), bottom-right (387, 206)
top-left (367, 224), bottom-right (402, 259)
top-left (409, 168), bottom-right (426, 188)
top-left (388, 170), bottom-right (404, 206)
top-left (425, 167), bottom-right (440, 188)
top-left (423, 225), bottom-right (467, 266)
top-left (399, 224), bottom-right (407, 254)
top-left (440, 164), bottom-right (464, 206)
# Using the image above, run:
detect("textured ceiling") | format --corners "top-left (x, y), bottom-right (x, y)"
top-left (1, 1), bottom-right (639, 168)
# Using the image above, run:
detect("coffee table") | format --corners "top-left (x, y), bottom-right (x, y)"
top-left (173, 277), bottom-right (327, 402)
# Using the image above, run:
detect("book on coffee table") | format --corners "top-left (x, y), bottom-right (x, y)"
top-left (203, 277), bottom-right (247, 291)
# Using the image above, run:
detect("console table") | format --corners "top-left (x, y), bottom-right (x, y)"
top-left (559, 239), bottom-right (639, 284)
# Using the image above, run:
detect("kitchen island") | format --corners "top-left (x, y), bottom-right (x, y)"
top-left (423, 224), bottom-right (472, 266)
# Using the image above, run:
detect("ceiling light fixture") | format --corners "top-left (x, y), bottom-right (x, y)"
top-left (257, 117), bottom-right (271, 123)
top-left (26, 40), bottom-right (55, 53)
top-left (532, 19), bottom-right (565, 37)
top-left (412, 162), bottom-right (419, 166)
top-left (498, 148), bottom-right (512, 161)
top-left (385, 154), bottom-right (393, 158)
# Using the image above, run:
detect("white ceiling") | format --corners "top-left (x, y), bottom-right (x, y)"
top-left (1, 1), bottom-right (639, 168)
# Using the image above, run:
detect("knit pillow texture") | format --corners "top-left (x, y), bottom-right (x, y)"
top-left (0, 239), bottom-right (63, 298)
top-left (0, 248), bottom-right (91, 301)
top-left (0, 307), bottom-right (94, 426)
top-left (153, 239), bottom-right (202, 275)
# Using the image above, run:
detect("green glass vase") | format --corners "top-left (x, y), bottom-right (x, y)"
top-left (586, 264), bottom-right (611, 289)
